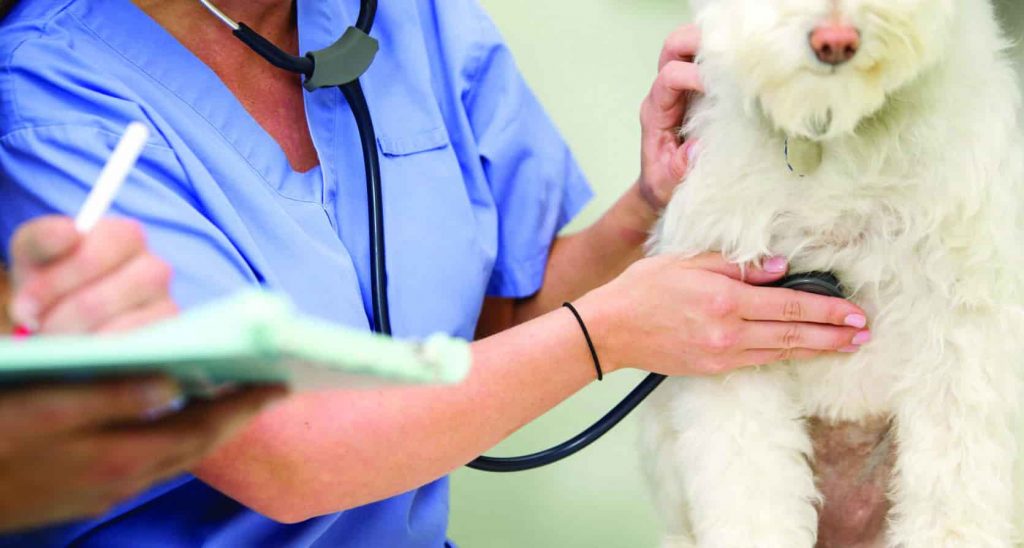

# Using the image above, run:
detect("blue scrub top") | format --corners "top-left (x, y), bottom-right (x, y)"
top-left (0, 0), bottom-right (592, 545)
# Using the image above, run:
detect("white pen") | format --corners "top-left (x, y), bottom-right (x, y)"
top-left (74, 122), bottom-right (150, 233)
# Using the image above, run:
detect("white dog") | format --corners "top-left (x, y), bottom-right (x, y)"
top-left (642, 0), bottom-right (1024, 546)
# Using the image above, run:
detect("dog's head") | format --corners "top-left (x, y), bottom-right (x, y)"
top-left (695, 0), bottom-right (955, 140)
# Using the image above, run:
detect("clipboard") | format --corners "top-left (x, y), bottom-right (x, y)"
top-left (0, 291), bottom-right (472, 395)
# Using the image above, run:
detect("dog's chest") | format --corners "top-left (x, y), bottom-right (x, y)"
top-left (670, 163), bottom-right (919, 288)
top-left (768, 194), bottom-right (912, 280)
top-left (662, 160), bottom-right (937, 418)
top-left (764, 196), bottom-right (932, 418)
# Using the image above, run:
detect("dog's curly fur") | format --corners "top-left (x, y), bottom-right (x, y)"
top-left (642, 0), bottom-right (1024, 546)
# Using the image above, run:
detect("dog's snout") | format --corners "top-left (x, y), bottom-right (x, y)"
top-left (810, 24), bottom-right (861, 66)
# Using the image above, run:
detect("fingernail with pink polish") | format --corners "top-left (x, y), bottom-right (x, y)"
top-left (844, 314), bottom-right (867, 329)
top-left (852, 331), bottom-right (872, 346)
top-left (763, 256), bottom-right (788, 273)
top-left (9, 296), bottom-right (39, 332)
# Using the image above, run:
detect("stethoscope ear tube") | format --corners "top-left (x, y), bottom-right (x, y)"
top-left (341, 80), bottom-right (391, 335)
top-left (233, 23), bottom-right (314, 76)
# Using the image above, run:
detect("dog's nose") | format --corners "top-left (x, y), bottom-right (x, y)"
top-left (810, 24), bottom-right (861, 66)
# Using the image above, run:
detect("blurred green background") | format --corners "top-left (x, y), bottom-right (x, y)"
top-left (450, 3), bottom-right (1024, 547)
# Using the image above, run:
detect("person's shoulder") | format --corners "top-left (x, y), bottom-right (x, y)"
top-left (0, 0), bottom-right (78, 54)
top-left (413, 0), bottom-right (492, 33)
top-left (0, 1), bottom-right (125, 136)
top-left (408, 0), bottom-right (506, 73)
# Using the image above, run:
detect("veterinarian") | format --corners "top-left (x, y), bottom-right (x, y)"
top-left (0, 0), bottom-right (871, 545)
top-left (0, 216), bottom-right (284, 533)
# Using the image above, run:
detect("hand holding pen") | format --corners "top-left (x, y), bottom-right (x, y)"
top-left (0, 123), bottom-right (288, 533)
top-left (6, 123), bottom-right (177, 335)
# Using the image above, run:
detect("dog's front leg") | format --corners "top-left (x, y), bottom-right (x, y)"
top-left (664, 367), bottom-right (819, 548)
top-left (887, 315), bottom-right (1022, 548)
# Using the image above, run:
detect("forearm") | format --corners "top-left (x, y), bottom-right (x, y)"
top-left (513, 181), bottom-right (658, 323)
top-left (194, 304), bottom-right (604, 523)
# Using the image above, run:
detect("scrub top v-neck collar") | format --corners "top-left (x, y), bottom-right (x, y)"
top-left (72, 0), bottom-right (383, 332)
top-left (76, 0), bottom-right (340, 204)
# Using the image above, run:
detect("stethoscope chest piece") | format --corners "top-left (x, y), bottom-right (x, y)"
top-left (773, 271), bottom-right (845, 298)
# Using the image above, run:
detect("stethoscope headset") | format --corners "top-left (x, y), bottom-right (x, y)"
top-left (198, 0), bottom-right (845, 473)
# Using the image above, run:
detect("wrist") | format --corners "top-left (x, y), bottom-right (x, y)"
top-left (636, 176), bottom-right (667, 216)
top-left (571, 286), bottom-right (629, 375)
top-left (631, 178), bottom-right (664, 225)
top-left (594, 181), bottom-right (660, 252)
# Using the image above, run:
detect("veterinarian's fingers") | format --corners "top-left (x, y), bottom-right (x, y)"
top-left (647, 61), bottom-right (703, 130)
top-left (659, 24), bottom-right (701, 70)
top-left (96, 298), bottom-right (178, 334)
top-left (99, 385), bottom-right (287, 478)
top-left (741, 321), bottom-right (864, 352)
top-left (39, 253), bottom-right (173, 334)
top-left (681, 254), bottom-right (790, 285)
top-left (13, 219), bottom-right (147, 330)
top-left (738, 286), bottom-right (867, 327)
top-left (0, 376), bottom-right (182, 443)
top-left (8, 216), bottom-right (81, 282)
top-left (734, 348), bottom-right (826, 369)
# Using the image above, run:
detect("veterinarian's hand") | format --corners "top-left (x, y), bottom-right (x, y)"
top-left (578, 254), bottom-right (871, 375)
top-left (0, 378), bottom-right (286, 532)
top-left (637, 24), bottom-right (703, 211)
top-left (7, 216), bottom-right (177, 334)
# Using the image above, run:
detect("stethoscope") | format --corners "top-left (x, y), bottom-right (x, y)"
top-left (198, 0), bottom-right (847, 474)
top-left (199, 0), bottom-right (391, 335)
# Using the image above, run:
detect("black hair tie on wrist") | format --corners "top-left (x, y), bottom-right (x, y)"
top-left (562, 302), bottom-right (604, 381)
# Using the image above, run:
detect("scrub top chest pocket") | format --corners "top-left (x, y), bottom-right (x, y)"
top-left (378, 126), bottom-right (450, 156)
top-left (359, 122), bottom-right (496, 339)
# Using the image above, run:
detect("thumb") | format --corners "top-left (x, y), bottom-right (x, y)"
top-left (682, 253), bottom-right (789, 285)
top-left (666, 139), bottom-right (699, 186)
top-left (743, 256), bottom-right (791, 285)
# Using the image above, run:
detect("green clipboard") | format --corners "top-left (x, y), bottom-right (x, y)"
top-left (0, 291), bottom-right (472, 395)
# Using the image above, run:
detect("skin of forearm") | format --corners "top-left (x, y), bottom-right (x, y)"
top-left (194, 305), bottom-right (605, 523)
top-left (512, 181), bottom-right (658, 325)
